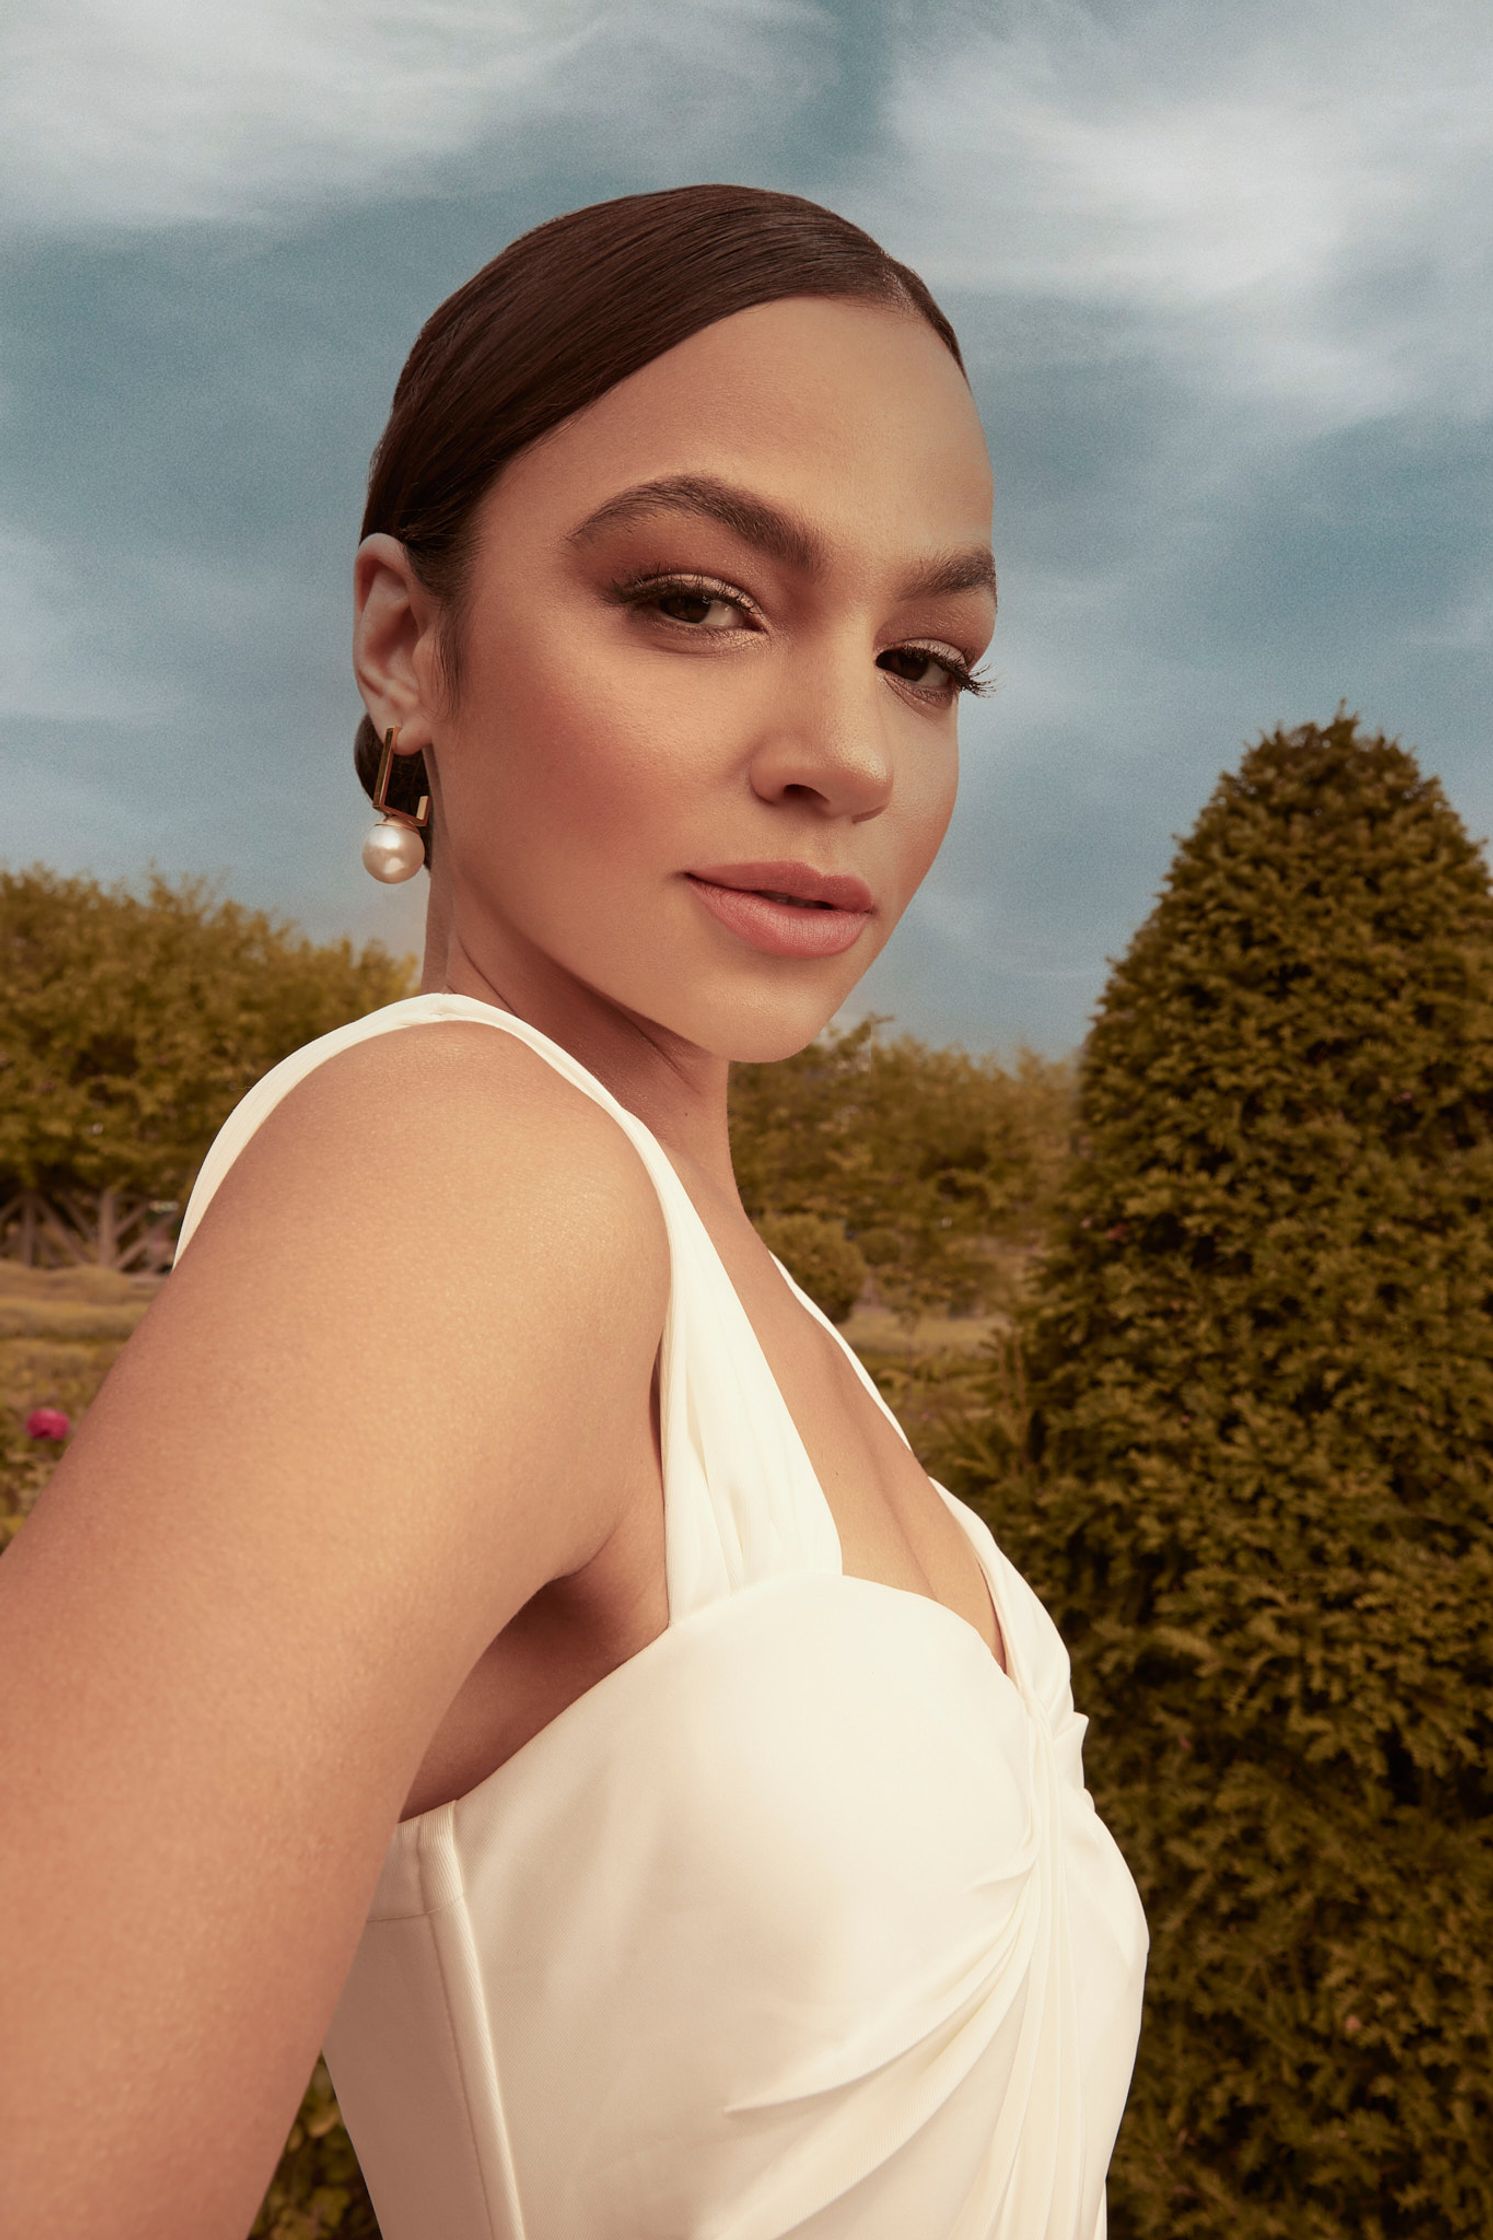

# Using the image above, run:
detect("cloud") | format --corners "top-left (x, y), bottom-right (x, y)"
top-left (0, 0), bottom-right (831, 239)
top-left (871, 0), bottom-right (1493, 430)
top-left (0, 0), bottom-right (590, 234)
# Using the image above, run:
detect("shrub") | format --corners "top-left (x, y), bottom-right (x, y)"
top-left (0, 864), bottom-right (415, 1209)
top-left (248, 2059), bottom-right (381, 2240)
top-left (856, 1222), bottom-right (906, 1268)
top-left (952, 708), bottom-right (1493, 2238)
top-left (728, 1012), bottom-right (1076, 1322)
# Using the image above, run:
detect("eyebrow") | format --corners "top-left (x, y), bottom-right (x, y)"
top-left (565, 471), bottom-right (997, 607)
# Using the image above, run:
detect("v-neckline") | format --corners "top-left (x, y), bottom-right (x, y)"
top-left (757, 1247), bottom-right (1018, 1691)
top-left (637, 1112), bottom-right (1016, 1690)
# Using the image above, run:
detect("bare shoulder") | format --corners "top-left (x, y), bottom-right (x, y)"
top-left (172, 1011), bottom-right (673, 1573)
top-left (195, 1013), bottom-right (668, 1254)
top-left (0, 1013), bottom-right (669, 2236)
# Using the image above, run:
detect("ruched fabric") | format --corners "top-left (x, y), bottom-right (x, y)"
top-left (174, 992), bottom-right (1148, 2239)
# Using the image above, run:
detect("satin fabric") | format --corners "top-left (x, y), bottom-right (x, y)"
top-left (174, 992), bottom-right (1148, 2239)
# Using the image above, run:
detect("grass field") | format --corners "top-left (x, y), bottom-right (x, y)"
top-left (0, 1259), bottom-right (158, 1409)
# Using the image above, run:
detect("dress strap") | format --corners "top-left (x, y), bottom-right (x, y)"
top-left (173, 992), bottom-right (841, 1625)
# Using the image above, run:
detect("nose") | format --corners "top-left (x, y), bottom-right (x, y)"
top-left (747, 646), bottom-right (898, 817)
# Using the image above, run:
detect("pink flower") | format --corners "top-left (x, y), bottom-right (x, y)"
top-left (24, 1407), bottom-right (71, 1441)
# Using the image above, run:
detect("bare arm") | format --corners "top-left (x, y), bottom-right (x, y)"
top-left (0, 1022), bottom-right (669, 2240)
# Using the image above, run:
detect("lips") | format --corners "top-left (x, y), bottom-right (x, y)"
top-left (685, 874), bottom-right (872, 958)
top-left (686, 859), bottom-right (875, 913)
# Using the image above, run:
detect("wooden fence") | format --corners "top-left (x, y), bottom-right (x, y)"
top-left (0, 1185), bottom-right (180, 1274)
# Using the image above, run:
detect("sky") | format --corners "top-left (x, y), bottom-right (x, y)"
top-left (2, 0), bottom-right (1489, 1067)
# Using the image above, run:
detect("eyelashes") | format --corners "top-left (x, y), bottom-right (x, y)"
top-left (608, 568), bottom-right (997, 705)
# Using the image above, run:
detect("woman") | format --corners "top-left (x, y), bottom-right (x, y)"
top-left (0, 184), bottom-right (1146, 2238)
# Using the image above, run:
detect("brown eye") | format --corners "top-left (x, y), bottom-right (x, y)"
top-left (649, 586), bottom-right (743, 630)
top-left (612, 570), bottom-right (757, 634)
top-left (879, 646), bottom-right (969, 700)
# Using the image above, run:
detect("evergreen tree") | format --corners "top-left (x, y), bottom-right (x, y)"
top-left (954, 708), bottom-right (1493, 2237)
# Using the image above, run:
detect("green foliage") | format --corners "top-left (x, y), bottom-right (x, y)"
top-left (756, 1210), bottom-right (868, 1324)
top-left (247, 2059), bottom-right (381, 2240)
top-left (855, 1222), bottom-right (905, 1268)
top-left (728, 1011), bottom-right (1076, 1323)
top-left (951, 708), bottom-right (1493, 2237)
top-left (0, 864), bottom-right (417, 1206)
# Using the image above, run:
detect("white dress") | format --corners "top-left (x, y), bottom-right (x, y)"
top-left (174, 991), bottom-right (1149, 2239)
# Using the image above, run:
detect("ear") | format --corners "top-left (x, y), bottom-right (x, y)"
top-left (353, 534), bottom-right (445, 757)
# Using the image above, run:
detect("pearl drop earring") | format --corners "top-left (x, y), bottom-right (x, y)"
top-left (361, 725), bottom-right (430, 883)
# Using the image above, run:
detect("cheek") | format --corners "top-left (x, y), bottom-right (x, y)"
top-left (456, 620), bottom-right (693, 858)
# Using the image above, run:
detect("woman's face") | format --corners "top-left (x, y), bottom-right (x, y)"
top-left (368, 294), bottom-right (996, 1068)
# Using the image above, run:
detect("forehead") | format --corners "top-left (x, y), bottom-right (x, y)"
top-left (482, 296), bottom-right (994, 575)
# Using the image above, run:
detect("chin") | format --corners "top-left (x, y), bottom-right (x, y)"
top-left (701, 986), bottom-right (868, 1069)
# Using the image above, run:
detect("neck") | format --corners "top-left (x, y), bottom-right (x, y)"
top-left (418, 867), bottom-right (452, 994)
top-left (413, 888), bottom-right (747, 1216)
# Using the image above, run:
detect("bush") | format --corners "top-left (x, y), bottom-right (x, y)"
top-left (756, 1210), bottom-right (868, 1325)
top-left (728, 1011), bottom-right (1077, 1322)
top-left (248, 2059), bottom-right (381, 2240)
top-left (856, 1222), bottom-right (906, 1268)
top-left (952, 709), bottom-right (1493, 2237)
top-left (0, 863), bottom-right (416, 1208)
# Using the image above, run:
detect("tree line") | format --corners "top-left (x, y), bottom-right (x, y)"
top-left (0, 860), bottom-right (1076, 1317)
